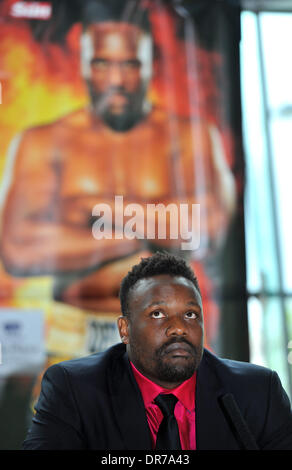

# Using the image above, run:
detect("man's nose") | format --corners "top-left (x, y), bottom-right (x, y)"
top-left (108, 63), bottom-right (124, 86)
top-left (166, 315), bottom-right (187, 337)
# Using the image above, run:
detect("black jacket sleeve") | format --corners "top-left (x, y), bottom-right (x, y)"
top-left (22, 364), bottom-right (86, 450)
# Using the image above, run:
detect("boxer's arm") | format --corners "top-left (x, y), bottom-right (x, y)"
top-left (198, 123), bottom-right (237, 251)
top-left (207, 124), bottom-right (236, 220)
top-left (149, 121), bottom-right (236, 253)
top-left (180, 121), bottom-right (237, 252)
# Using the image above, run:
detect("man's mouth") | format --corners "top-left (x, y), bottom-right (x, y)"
top-left (161, 342), bottom-right (194, 358)
top-left (109, 93), bottom-right (128, 105)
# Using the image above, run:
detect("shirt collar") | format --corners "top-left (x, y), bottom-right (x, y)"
top-left (130, 360), bottom-right (196, 412)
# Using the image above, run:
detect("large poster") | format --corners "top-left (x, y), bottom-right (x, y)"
top-left (0, 0), bottom-right (246, 448)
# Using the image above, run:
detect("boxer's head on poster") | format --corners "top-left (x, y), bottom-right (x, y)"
top-left (81, 1), bottom-right (152, 131)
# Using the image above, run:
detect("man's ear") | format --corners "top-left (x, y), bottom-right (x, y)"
top-left (117, 315), bottom-right (130, 344)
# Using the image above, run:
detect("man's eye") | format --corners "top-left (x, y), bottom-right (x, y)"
top-left (151, 311), bottom-right (165, 319)
top-left (91, 59), bottom-right (108, 70)
top-left (123, 59), bottom-right (141, 70)
top-left (185, 311), bottom-right (198, 319)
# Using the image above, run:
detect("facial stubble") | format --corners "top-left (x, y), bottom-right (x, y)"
top-left (87, 82), bottom-right (147, 132)
top-left (128, 336), bottom-right (203, 385)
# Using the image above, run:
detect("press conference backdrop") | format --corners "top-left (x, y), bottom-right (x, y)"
top-left (0, 0), bottom-right (246, 449)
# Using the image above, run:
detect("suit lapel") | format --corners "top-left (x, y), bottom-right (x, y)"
top-left (195, 350), bottom-right (240, 450)
top-left (107, 349), bottom-right (152, 450)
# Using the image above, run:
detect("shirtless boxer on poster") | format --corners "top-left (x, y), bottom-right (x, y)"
top-left (0, 11), bottom-right (235, 314)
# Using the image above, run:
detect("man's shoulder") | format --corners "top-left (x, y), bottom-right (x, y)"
top-left (18, 108), bottom-right (93, 140)
top-left (11, 108), bottom-right (104, 159)
top-left (202, 348), bottom-right (274, 385)
top-left (45, 343), bottom-right (126, 382)
top-left (143, 107), bottom-right (211, 146)
top-left (199, 349), bottom-right (284, 413)
top-left (50, 108), bottom-right (93, 129)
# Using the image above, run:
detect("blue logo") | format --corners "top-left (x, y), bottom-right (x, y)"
top-left (3, 322), bottom-right (21, 334)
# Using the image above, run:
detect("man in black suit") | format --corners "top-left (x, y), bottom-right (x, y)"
top-left (22, 252), bottom-right (292, 450)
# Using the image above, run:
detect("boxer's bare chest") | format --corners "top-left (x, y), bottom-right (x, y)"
top-left (52, 119), bottom-right (187, 202)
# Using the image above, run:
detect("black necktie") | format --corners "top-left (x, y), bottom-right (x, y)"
top-left (154, 393), bottom-right (182, 450)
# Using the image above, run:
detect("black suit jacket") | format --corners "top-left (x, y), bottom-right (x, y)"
top-left (22, 343), bottom-right (292, 450)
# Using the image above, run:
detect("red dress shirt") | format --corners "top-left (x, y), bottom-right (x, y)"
top-left (130, 361), bottom-right (196, 450)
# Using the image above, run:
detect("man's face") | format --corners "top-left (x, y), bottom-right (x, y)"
top-left (85, 22), bottom-right (150, 131)
top-left (118, 275), bottom-right (204, 389)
